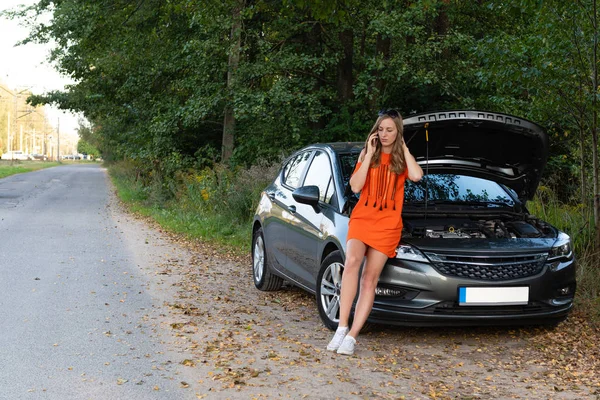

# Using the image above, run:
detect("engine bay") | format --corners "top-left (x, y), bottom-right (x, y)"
top-left (402, 216), bottom-right (556, 239)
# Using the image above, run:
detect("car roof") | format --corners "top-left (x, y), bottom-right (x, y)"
top-left (304, 142), bottom-right (363, 154)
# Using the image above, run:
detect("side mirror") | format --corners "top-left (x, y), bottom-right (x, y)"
top-left (292, 185), bottom-right (321, 213)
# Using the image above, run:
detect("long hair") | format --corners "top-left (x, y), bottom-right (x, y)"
top-left (362, 113), bottom-right (406, 174)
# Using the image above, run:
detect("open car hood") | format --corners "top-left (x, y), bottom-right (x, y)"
top-left (403, 110), bottom-right (548, 201)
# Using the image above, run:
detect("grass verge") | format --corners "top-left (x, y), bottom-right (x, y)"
top-left (0, 161), bottom-right (61, 179)
top-left (109, 165), bottom-right (252, 257)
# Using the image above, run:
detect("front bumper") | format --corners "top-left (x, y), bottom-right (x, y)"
top-left (368, 256), bottom-right (576, 327)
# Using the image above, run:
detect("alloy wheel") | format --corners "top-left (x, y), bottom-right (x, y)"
top-left (319, 261), bottom-right (343, 323)
top-left (253, 234), bottom-right (265, 282)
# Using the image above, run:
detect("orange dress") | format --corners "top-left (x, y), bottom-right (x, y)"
top-left (347, 152), bottom-right (408, 257)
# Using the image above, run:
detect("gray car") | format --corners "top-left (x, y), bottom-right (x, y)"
top-left (251, 110), bottom-right (576, 330)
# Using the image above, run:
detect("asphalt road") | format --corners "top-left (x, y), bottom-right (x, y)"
top-left (0, 164), bottom-right (197, 399)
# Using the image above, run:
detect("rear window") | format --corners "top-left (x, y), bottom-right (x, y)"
top-left (282, 151), bottom-right (312, 189)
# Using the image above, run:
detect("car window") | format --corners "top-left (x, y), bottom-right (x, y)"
top-left (405, 174), bottom-right (515, 206)
top-left (304, 150), bottom-right (334, 204)
top-left (339, 152), bottom-right (360, 185)
top-left (282, 151), bottom-right (312, 189)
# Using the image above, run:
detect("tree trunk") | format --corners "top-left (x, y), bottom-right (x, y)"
top-left (435, 0), bottom-right (451, 58)
top-left (580, 82), bottom-right (587, 205)
top-left (337, 28), bottom-right (354, 102)
top-left (581, 124), bottom-right (587, 205)
top-left (369, 34), bottom-right (391, 110)
top-left (593, 0), bottom-right (600, 254)
top-left (434, 0), bottom-right (450, 36)
top-left (222, 0), bottom-right (244, 162)
top-left (308, 23), bottom-right (327, 132)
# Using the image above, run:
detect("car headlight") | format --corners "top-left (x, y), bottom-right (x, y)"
top-left (548, 234), bottom-right (573, 261)
top-left (396, 244), bottom-right (429, 262)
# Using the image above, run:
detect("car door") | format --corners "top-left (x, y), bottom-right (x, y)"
top-left (284, 150), bottom-right (336, 289)
top-left (264, 150), bottom-right (314, 276)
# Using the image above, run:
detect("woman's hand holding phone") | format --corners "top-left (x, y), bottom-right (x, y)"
top-left (366, 133), bottom-right (378, 157)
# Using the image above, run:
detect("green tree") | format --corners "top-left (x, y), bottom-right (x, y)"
top-left (474, 0), bottom-right (600, 251)
top-left (77, 138), bottom-right (98, 157)
top-left (76, 121), bottom-right (100, 156)
top-left (19, 1), bottom-right (231, 166)
top-left (8, 1), bottom-right (527, 186)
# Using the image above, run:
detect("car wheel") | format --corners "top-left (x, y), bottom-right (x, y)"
top-left (316, 250), bottom-right (345, 331)
top-left (252, 227), bottom-right (283, 291)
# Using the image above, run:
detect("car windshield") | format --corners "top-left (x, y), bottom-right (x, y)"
top-left (338, 153), bottom-right (514, 207)
top-left (405, 174), bottom-right (515, 207)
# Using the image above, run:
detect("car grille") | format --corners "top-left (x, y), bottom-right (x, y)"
top-left (431, 301), bottom-right (547, 315)
top-left (425, 252), bottom-right (547, 281)
top-left (371, 300), bottom-right (570, 321)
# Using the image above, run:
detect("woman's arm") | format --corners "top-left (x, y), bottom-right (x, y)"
top-left (349, 132), bottom-right (378, 193)
top-left (349, 148), bottom-right (372, 193)
top-left (403, 142), bottom-right (423, 182)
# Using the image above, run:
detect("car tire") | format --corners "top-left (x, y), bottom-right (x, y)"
top-left (316, 250), bottom-right (347, 331)
top-left (252, 227), bottom-right (283, 291)
top-left (316, 251), bottom-right (377, 332)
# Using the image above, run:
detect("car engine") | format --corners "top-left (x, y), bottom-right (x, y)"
top-left (403, 217), bottom-right (556, 239)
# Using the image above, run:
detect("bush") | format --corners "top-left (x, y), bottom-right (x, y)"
top-left (109, 158), bottom-right (280, 252)
top-left (178, 161), bottom-right (280, 224)
top-left (107, 159), bottom-right (150, 203)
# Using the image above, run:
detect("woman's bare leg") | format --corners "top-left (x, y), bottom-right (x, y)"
top-left (347, 247), bottom-right (388, 338)
top-left (338, 239), bottom-right (367, 328)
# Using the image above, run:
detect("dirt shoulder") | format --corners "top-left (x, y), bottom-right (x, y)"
top-left (110, 193), bottom-right (600, 400)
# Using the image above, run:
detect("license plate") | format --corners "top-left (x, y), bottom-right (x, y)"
top-left (458, 286), bottom-right (529, 306)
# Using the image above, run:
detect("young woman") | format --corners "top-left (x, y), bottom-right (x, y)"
top-left (327, 110), bottom-right (423, 355)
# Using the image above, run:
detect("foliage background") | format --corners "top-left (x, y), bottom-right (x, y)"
top-left (6, 0), bottom-right (600, 316)
top-left (9, 0), bottom-right (592, 203)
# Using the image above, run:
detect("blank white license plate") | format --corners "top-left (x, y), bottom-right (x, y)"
top-left (458, 286), bottom-right (529, 306)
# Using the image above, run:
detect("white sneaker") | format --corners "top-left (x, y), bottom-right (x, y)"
top-left (336, 335), bottom-right (356, 356)
top-left (326, 326), bottom-right (349, 351)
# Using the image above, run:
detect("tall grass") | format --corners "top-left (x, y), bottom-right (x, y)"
top-left (528, 186), bottom-right (600, 321)
top-left (108, 159), bottom-right (279, 254)
top-left (0, 161), bottom-right (60, 178)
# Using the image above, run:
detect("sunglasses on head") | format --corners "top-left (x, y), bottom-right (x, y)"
top-left (378, 109), bottom-right (400, 118)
